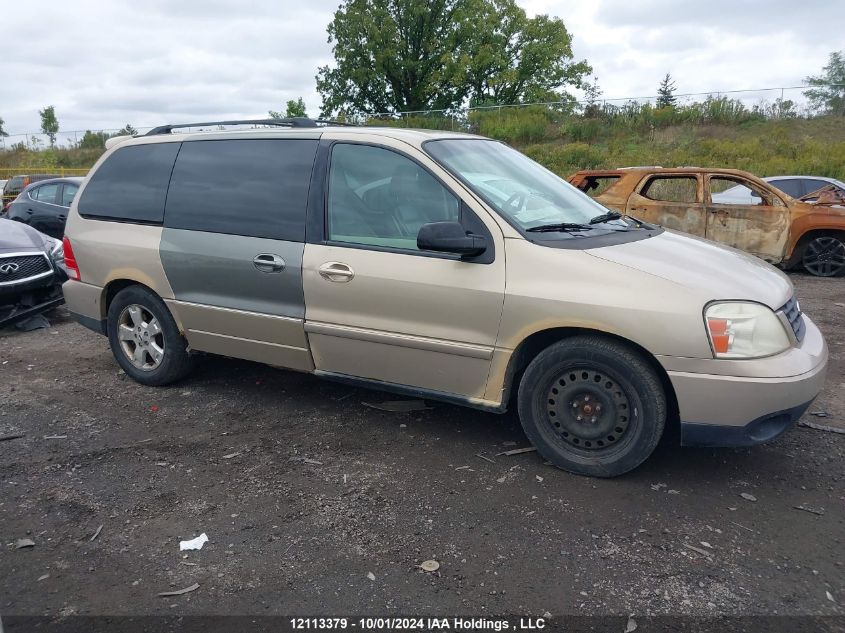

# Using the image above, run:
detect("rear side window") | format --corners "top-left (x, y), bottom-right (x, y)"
top-left (78, 143), bottom-right (180, 223)
top-left (164, 139), bottom-right (318, 241)
top-left (641, 176), bottom-right (698, 203)
top-left (31, 183), bottom-right (59, 203)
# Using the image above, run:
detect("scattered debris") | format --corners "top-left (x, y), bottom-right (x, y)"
top-left (361, 399), bottom-right (431, 412)
top-left (799, 420), bottom-right (845, 434)
top-left (420, 560), bottom-right (440, 572)
top-left (179, 533), bottom-right (209, 551)
top-left (366, 572), bottom-right (376, 581)
top-left (37, 574), bottom-right (50, 582)
top-left (793, 505), bottom-right (825, 516)
top-left (291, 457), bottom-right (323, 465)
top-left (180, 561), bottom-right (198, 567)
top-left (827, 591), bottom-right (836, 603)
top-left (683, 543), bottom-right (713, 558)
top-left (667, 489), bottom-right (680, 495)
top-left (809, 410), bottom-right (829, 418)
top-left (651, 483), bottom-right (667, 491)
top-left (536, 475), bottom-right (544, 483)
top-left (455, 466), bottom-right (472, 471)
top-left (496, 447), bottom-right (537, 457)
top-left (475, 453), bottom-right (496, 464)
top-left (0, 433), bottom-right (25, 442)
top-left (222, 452), bottom-right (241, 459)
top-left (730, 521), bottom-right (754, 533)
top-left (90, 525), bottom-right (103, 541)
top-left (740, 493), bottom-right (757, 502)
top-left (700, 541), bottom-right (713, 549)
top-left (335, 392), bottom-right (353, 402)
top-left (43, 435), bottom-right (67, 440)
top-left (625, 617), bottom-right (637, 633)
top-left (15, 538), bottom-right (35, 549)
top-left (158, 583), bottom-right (200, 597)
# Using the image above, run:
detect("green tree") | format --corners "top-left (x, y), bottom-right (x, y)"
top-left (656, 73), bottom-right (677, 108)
top-left (269, 97), bottom-right (308, 119)
top-left (39, 106), bottom-right (59, 147)
top-left (316, 0), bottom-right (587, 116)
top-left (78, 130), bottom-right (109, 149)
top-left (117, 123), bottom-right (138, 136)
top-left (805, 50), bottom-right (845, 115)
top-left (317, 0), bottom-right (468, 115)
top-left (0, 116), bottom-right (8, 138)
top-left (457, 0), bottom-right (590, 106)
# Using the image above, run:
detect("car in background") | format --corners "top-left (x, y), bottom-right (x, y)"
top-left (3, 177), bottom-right (83, 239)
top-left (712, 175), bottom-right (845, 205)
top-left (2, 173), bottom-right (60, 211)
top-left (0, 218), bottom-right (66, 327)
top-left (0, 180), bottom-right (7, 193)
top-left (569, 167), bottom-right (845, 277)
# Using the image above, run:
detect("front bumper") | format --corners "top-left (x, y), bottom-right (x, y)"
top-left (662, 315), bottom-right (828, 447)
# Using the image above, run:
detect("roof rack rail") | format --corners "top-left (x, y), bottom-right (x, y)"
top-left (144, 117), bottom-right (356, 136)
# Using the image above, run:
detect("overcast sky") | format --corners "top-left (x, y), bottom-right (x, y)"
top-left (0, 0), bottom-right (839, 138)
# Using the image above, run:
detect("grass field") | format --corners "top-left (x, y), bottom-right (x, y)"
top-left (2, 103), bottom-right (843, 181)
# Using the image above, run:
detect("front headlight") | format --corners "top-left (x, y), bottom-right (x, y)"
top-left (48, 239), bottom-right (65, 266)
top-left (704, 301), bottom-right (791, 359)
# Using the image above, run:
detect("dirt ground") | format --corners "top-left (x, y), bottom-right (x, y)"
top-left (1, 273), bottom-right (843, 624)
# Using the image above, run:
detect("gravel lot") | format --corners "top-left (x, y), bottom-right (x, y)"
top-left (1, 273), bottom-right (843, 623)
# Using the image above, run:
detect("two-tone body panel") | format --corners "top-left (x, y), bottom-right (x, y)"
top-left (63, 124), bottom-right (828, 456)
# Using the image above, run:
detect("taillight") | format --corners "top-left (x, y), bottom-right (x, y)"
top-left (63, 237), bottom-right (81, 281)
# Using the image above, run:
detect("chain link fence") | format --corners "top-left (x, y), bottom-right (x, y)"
top-left (0, 84), bottom-right (841, 150)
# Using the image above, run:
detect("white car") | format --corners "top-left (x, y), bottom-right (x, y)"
top-left (712, 175), bottom-right (845, 204)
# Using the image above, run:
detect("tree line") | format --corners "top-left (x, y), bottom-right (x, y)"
top-left (1, 0), bottom-right (843, 146)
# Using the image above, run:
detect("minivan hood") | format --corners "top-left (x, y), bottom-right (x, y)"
top-left (586, 230), bottom-right (793, 309)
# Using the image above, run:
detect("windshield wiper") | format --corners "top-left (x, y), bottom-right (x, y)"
top-left (526, 222), bottom-right (592, 233)
top-left (589, 210), bottom-right (623, 224)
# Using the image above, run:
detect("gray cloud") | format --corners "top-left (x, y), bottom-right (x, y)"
top-left (1, 0), bottom-right (840, 139)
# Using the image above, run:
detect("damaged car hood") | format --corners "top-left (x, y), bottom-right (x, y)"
top-left (0, 219), bottom-right (55, 254)
top-left (587, 230), bottom-right (793, 309)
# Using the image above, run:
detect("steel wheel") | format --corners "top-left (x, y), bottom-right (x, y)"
top-left (546, 368), bottom-right (632, 451)
top-left (803, 236), bottom-right (845, 277)
top-left (117, 304), bottom-right (165, 371)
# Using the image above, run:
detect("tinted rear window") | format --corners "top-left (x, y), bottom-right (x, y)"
top-left (78, 143), bottom-right (180, 223)
top-left (769, 179), bottom-right (802, 197)
top-left (164, 139), bottom-right (318, 241)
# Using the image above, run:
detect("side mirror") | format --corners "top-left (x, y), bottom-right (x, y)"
top-left (417, 221), bottom-right (487, 257)
top-left (750, 190), bottom-right (761, 199)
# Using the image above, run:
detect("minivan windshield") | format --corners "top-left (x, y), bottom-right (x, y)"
top-left (425, 139), bottom-right (626, 232)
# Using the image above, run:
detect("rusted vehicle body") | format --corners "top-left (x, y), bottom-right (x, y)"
top-left (568, 167), bottom-right (845, 277)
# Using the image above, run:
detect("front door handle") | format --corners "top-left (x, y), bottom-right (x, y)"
top-left (318, 261), bottom-right (355, 283)
top-left (253, 253), bottom-right (286, 273)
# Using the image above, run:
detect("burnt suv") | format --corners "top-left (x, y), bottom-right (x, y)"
top-left (0, 218), bottom-right (67, 327)
top-left (569, 167), bottom-right (845, 277)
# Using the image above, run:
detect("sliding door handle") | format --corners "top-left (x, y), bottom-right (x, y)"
top-left (253, 253), bottom-right (286, 273)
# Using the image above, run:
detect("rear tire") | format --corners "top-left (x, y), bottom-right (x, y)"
top-left (107, 286), bottom-right (195, 386)
top-left (802, 235), bottom-right (845, 277)
top-left (517, 335), bottom-right (666, 478)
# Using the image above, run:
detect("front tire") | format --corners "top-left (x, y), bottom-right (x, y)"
top-left (802, 235), bottom-right (845, 277)
top-left (107, 285), bottom-right (195, 386)
top-left (517, 336), bottom-right (666, 478)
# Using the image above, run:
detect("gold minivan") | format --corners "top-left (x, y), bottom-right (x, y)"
top-left (61, 119), bottom-right (828, 477)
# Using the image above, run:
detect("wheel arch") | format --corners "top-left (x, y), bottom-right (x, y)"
top-left (786, 228), bottom-right (845, 272)
top-left (500, 326), bottom-right (680, 438)
top-left (101, 278), bottom-right (185, 332)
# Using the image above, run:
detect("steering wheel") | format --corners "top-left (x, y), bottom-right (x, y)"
top-left (504, 191), bottom-right (528, 213)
